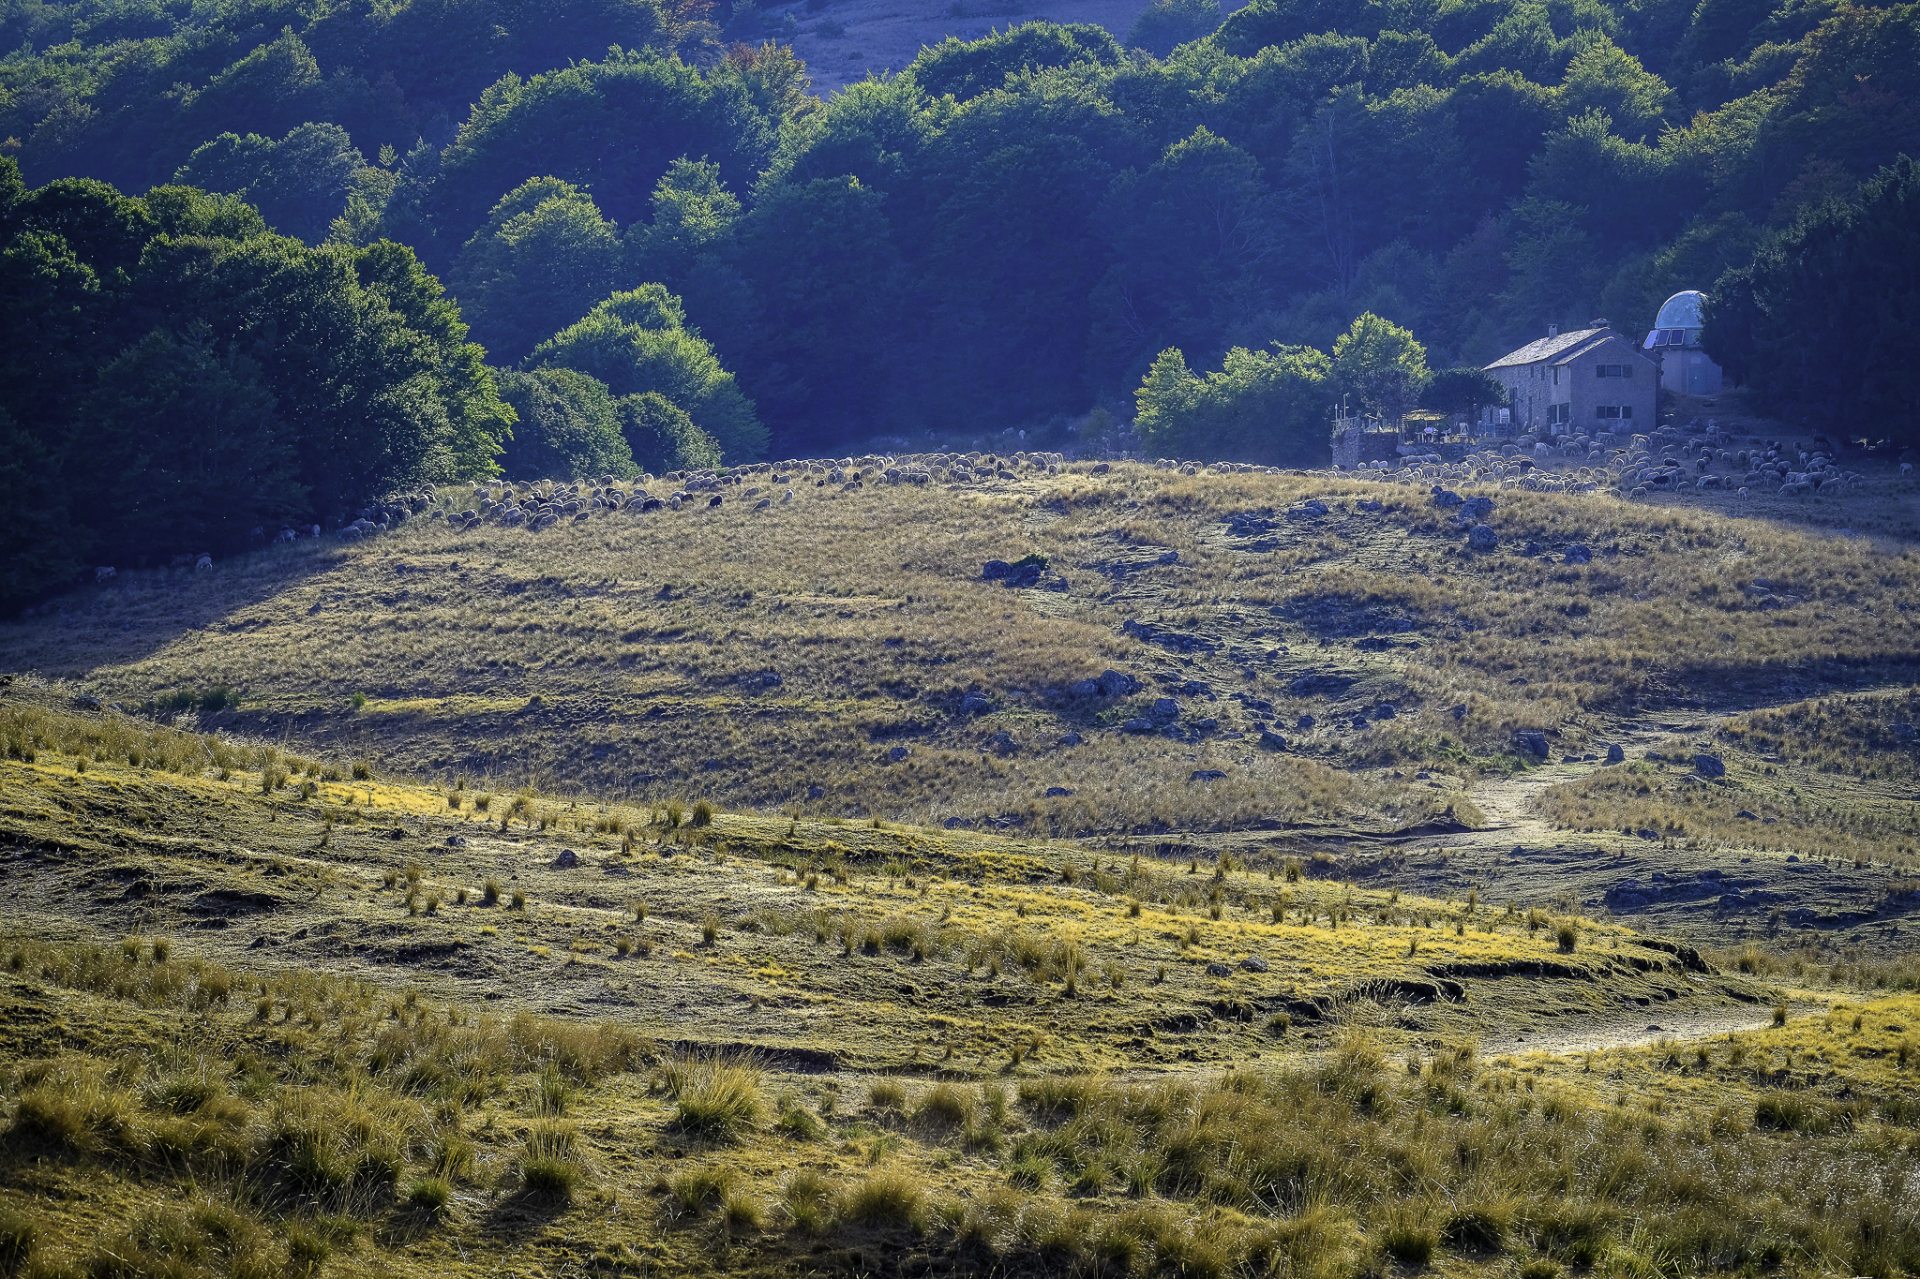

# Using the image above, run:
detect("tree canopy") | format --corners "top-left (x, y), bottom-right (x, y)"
top-left (0, 159), bottom-right (511, 607)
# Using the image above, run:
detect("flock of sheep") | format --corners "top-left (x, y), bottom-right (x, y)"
top-left (1347, 426), bottom-right (1884, 501)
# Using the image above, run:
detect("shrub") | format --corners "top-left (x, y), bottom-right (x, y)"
top-left (783, 1168), bottom-right (836, 1233)
top-left (867, 1078), bottom-right (907, 1111)
top-left (1379, 1206), bottom-right (1440, 1266)
top-left (840, 1169), bottom-right (925, 1228)
top-left (664, 1054), bottom-right (767, 1142)
top-left (517, 1120), bottom-right (582, 1201)
top-left (691, 800), bottom-right (715, 827)
top-left (0, 1204), bottom-right (38, 1272)
top-left (1555, 923), bottom-right (1578, 953)
top-left (406, 1175), bottom-right (452, 1216)
top-left (913, 1082), bottom-right (975, 1130)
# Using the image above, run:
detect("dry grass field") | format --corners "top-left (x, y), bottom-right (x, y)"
top-left (2, 691), bottom-right (1917, 1278)
top-left (4, 464), bottom-right (1916, 842)
top-left (4, 463), bottom-right (1920, 1278)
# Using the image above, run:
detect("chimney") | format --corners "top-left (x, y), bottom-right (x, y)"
top-left (1547, 322), bottom-right (1559, 337)
top-left (1591, 317), bottom-right (1610, 329)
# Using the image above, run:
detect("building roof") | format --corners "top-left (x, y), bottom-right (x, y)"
top-left (1655, 290), bottom-right (1706, 330)
top-left (1484, 327), bottom-right (1610, 371)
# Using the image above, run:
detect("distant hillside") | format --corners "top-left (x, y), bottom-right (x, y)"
top-left (5, 462), bottom-right (1916, 840)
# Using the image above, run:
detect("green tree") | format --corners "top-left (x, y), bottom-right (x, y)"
top-left (451, 177), bottom-right (625, 360)
top-left (68, 328), bottom-right (305, 561)
top-left (175, 123), bottom-right (370, 244)
top-left (1126, 0), bottom-right (1222, 58)
top-left (1420, 366), bottom-right (1506, 419)
top-left (495, 368), bottom-right (637, 480)
top-left (1332, 312), bottom-right (1429, 421)
top-left (530, 286), bottom-right (766, 460)
top-left (1705, 157), bottom-right (1920, 443)
top-left (616, 390), bottom-right (723, 472)
top-left (1134, 342), bottom-right (1334, 464)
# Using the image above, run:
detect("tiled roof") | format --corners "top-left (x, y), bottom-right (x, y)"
top-left (1484, 327), bottom-right (1608, 370)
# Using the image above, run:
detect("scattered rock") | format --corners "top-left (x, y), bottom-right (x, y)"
top-left (1258, 729), bottom-right (1289, 751)
top-left (1044, 786), bottom-right (1074, 798)
top-left (1239, 955), bottom-right (1269, 973)
top-left (553, 848), bottom-right (579, 869)
top-left (1189, 769), bottom-right (1226, 782)
top-left (886, 745), bottom-right (911, 763)
top-left (1694, 753), bottom-right (1726, 779)
top-left (1563, 543), bottom-right (1593, 565)
top-left (958, 690), bottom-right (994, 716)
top-left (1606, 743), bottom-right (1626, 764)
top-left (1466, 524), bottom-right (1499, 552)
top-left (1204, 961), bottom-right (1233, 977)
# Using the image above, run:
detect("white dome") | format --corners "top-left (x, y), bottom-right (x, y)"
top-left (1655, 290), bottom-right (1707, 331)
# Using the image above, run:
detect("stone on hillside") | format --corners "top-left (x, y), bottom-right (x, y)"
top-left (553, 848), bottom-right (579, 868)
top-left (1513, 729), bottom-right (1550, 760)
top-left (1563, 543), bottom-right (1593, 565)
top-left (1258, 729), bottom-right (1289, 751)
top-left (1466, 524), bottom-right (1499, 552)
top-left (958, 690), bottom-right (994, 716)
top-left (1097, 669), bottom-right (1139, 697)
top-left (886, 745), bottom-right (911, 763)
top-left (1694, 753), bottom-right (1726, 778)
top-left (1190, 769), bottom-right (1226, 782)
top-left (1239, 955), bottom-right (1269, 973)
top-left (1205, 961), bottom-right (1233, 977)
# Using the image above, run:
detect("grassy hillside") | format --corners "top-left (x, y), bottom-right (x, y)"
top-left (4, 464), bottom-right (1917, 842)
top-left (3, 691), bottom-right (1917, 1278)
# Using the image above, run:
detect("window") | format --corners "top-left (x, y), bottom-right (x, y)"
top-left (1594, 405), bottom-right (1622, 419)
top-left (1550, 404), bottom-right (1571, 425)
top-left (1596, 363), bottom-right (1633, 378)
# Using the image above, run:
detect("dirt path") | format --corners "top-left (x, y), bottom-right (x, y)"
top-left (1479, 1004), bottom-right (1784, 1058)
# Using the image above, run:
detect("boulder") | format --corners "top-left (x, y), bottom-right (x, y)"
top-left (1693, 753), bottom-right (1726, 779)
top-left (958, 690), bottom-right (994, 716)
top-left (1513, 730), bottom-right (1550, 760)
top-left (553, 848), bottom-right (579, 869)
top-left (1189, 769), bottom-right (1226, 782)
top-left (886, 745), bottom-right (911, 763)
top-left (1563, 543), bottom-right (1593, 565)
top-left (1466, 524), bottom-right (1499, 552)
top-left (1096, 669), bottom-right (1140, 697)
top-left (1239, 955), bottom-right (1270, 973)
top-left (1258, 729), bottom-right (1289, 752)
top-left (1605, 743), bottom-right (1626, 764)
top-left (1204, 961), bottom-right (1233, 977)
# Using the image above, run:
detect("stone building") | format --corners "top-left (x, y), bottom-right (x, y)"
top-left (1483, 323), bottom-right (1659, 436)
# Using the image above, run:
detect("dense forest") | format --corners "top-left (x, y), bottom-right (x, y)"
top-left (1, 0), bottom-right (1917, 600)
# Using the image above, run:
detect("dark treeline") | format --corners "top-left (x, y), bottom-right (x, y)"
top-left (0, 163), bottom-right (512, 603)
top-left (1, 0), bottom-right (1917, 604)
